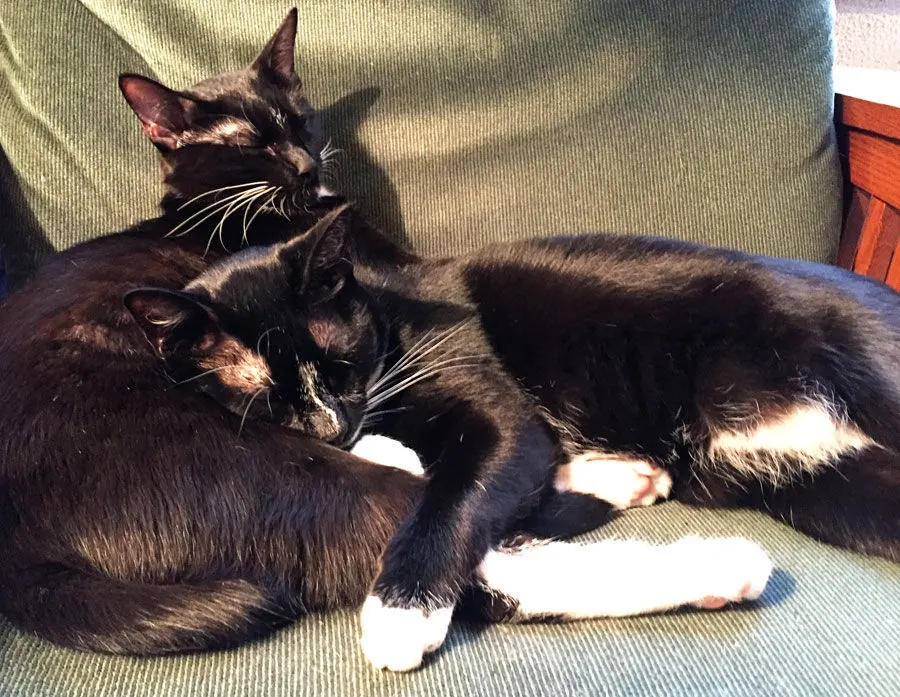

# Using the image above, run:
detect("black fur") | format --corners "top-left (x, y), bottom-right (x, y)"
top-left (0, 12), bottom-right (424, 655)
top-left (151, 213), bottom-right (900, 621)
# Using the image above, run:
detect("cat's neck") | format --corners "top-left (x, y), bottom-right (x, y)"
top-left (130, 194), bottom-right (418, 267)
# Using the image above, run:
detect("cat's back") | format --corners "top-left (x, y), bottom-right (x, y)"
top-left (461, 232), bottom-right (900, 324)
top-left (0, 234), bottom-right (210, 476)
top-left (0, 233), bottom-right (206, 354)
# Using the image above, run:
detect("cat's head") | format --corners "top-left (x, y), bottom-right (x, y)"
top-left (120, 9), bottom-right (339, 234)
top-left (124, 206), bottom-right (384, 445)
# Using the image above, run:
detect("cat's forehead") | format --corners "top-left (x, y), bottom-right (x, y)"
top-left (188, 246), bottom-right (287, 300)
top-left (189, 69), bottom-right (311, 120)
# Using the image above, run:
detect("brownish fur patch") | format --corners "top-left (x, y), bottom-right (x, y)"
top-left (59, 324), bottom-right (135, 353)
top-left (308, 317), bottom-right (339, 353)
top-left (200, 337), bottom-right (273, 392)
top-left (179, 119), bottom-right (258, 148)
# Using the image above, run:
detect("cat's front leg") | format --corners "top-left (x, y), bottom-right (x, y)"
top-left (359, 468), bottom-right (492, 671)
top-left (359, 405), bottom-right (556, 671)
top-left (555, 450), bottom-right (673, 509)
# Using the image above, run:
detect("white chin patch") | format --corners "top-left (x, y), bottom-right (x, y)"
top-left (359, 596), bottom-right (453, 671)
top-left (350, 435), bottom-right (425, 476)
top-left (316, 185), bottom-right (336, 199)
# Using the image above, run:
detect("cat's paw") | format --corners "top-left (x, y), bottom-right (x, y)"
top-left (350, 435), bottom-right (425, 476)
top-left (672, 537), bottom-right (773, 609)
top-left (555, 451), bottom-right (672, 509)
top-left (359, 596), bottom-right (453, 671)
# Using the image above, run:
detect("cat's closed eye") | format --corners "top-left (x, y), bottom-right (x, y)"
top-left (184, 118), bottom-right (262, 149)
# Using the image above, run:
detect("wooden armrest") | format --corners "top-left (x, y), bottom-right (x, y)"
top-left (836, 94), bottom-right (900, 289)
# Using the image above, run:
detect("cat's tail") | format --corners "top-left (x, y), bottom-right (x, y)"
top-left (3, 563), bottom-right (294, 655)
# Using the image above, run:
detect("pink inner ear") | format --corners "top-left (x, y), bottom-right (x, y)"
top-left (147, 123), bottom-right (174, 141)
top-left (140, 122), bottom-right (180, 151)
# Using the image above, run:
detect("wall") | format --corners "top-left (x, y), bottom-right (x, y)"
top-left (835, 0), bottom-right (900, 70)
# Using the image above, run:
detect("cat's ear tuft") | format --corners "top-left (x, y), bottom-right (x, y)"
top-left (253, 8), bottom-right (299, 82)
top-left (119, 74), bottom-right (198, 151)
top-left (280, 204), bottom-right (353, 303)
top-left (124, 288), bottom-right (220, 357)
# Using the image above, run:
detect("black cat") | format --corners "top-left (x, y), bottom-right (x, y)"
top-left (0, 10), bottom-right (419, 655)
top-left (127, 208), bottom-right (900, 669)
top-left (0, 11), bottom-right (772, 669)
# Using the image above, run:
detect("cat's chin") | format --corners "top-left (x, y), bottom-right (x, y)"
top-left (315, 185), bottom-right (339, 200)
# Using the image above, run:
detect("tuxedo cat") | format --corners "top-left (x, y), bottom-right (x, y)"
top-left (0, 11), bottom-right (773, 669)
top-left (127, 206), bottom-right (899, 669)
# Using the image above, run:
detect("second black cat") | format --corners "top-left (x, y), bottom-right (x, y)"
top-left (126, 206), bottom-right (900, 669)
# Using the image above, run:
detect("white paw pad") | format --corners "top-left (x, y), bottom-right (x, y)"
top-left (555, 451), bottom-right (672, 509)
top-left (677, 537), bottom-right (773, 609)
top-left (350, 435), bottom-right (425, 476)
top-left (359, 595), bottom-right (453, 671)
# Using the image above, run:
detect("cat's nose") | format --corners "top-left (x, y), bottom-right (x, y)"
top-left (280, 145), bottom-right (316, 177)
top-left (307, 409), bottom-right (343, 442)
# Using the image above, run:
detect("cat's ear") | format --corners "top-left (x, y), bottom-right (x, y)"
top-left (124, 288), bottom-right (220, 357)
top-left (253, 8), bottom-right (299, 82)
top-left (279, 204), bottom-right (353, 303)
top-left (119, 75), bottom-right (199, 151)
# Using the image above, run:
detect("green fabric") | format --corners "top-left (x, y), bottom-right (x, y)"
top-left (1, 0), bottom-right (840, 267)
top-left (2, 2), bottom-right (883, 696)
top-left (1, 503), bottom-right (898, 697)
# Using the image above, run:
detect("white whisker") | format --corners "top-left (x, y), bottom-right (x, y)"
top-left (256, 327), bottom-right (280, 356)
top-left (176, 180), bottom-right (269, 211)
top-left (367, 357), bottom-right (490, 409)
top-left (174, 365), bottom-right (240, 385)
top-left (240, 188), bottom-right (269, 246)
top-left (204, 187), bottom-right (275, 256)
top-left (366, 364), bottom-right (485, 409)
top-left (367, 321), bottom-right (474, 396)
top-left (238, 388), bottom-right (268, 436)
top-left (168, 185), bottom-right (270, 239)
top-left (370, 353), bottom-right (490, 400)
top-left (240, 187), bottom-right (278, 246)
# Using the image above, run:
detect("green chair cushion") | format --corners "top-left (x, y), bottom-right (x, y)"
top-left (1, 504), bottom-right (898, 697)
top-left (1, 1), bottom-right (840, 266)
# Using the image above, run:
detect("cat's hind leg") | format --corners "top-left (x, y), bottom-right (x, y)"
top-left (683, 388), bottom-right (899, 561)
top-left (759, 446), bottom-right (900, 562)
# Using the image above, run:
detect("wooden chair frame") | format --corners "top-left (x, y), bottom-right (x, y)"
top-left (836, 94), bottom-right (900, 288)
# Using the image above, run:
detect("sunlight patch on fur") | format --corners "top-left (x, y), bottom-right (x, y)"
top-left (199, 338), bottom-right (273, 392)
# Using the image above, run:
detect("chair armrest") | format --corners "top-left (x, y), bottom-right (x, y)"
top-left (835, 94), bottom-right (900, 289)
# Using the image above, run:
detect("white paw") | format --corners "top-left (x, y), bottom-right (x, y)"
top-left (359, 595), bottom-right (453, 671)
top-left (350, 435), bottom-right (425, 476)
top-left (673, 537), bottom-right (773, 609)
top-left (555, 451), bottom-right (672, 509)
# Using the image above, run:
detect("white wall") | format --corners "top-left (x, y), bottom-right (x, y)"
top-left (835, 0), bottom-right (900, 70)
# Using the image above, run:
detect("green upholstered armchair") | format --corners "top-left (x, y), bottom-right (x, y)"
top-left (1, 2), bottom-right (897, 695)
